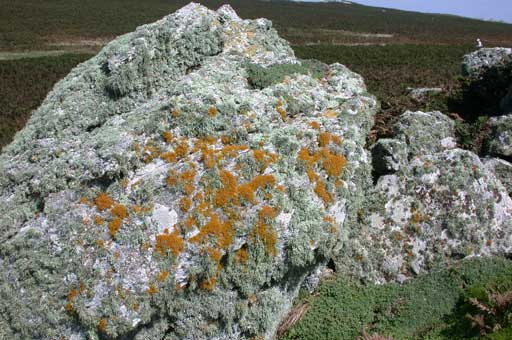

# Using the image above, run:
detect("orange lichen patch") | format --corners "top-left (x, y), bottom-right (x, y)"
top-left (143, 144), bottom-right (162, 163)
top-left (94, 215), bottom-right (105, 225)
top-left (306, 168), bottom-right (318, 182)
top-left (175, 140), bottom-right (189, 159)
top-left (200, 276), bottom-right (217, 291)
top-left (318, 132), bottom-right (331, 147)
top-left (111, 204), bottom-right (128, 219)
top-left (276, 185), bottom-right (286, 192)
top-left (160, 152), bottom-right (177, 163)
top-left (310, 121), bottom-right (320, 130)
top-left (214, 170), bottom-right (239, 207)
top-left (108, 217), bottom-right (123, 238)
top-left (248, 294), bottom-right (257, 305)
top-left (171, 109), bottom-right (180, 118)
top-left (201, 148), bottom-right (216, 169)
top-left (163, 131), bottom-right (173, 144)
top-left (178, 168), bottom-right (196, 195)
top-left (239, 174), bottom-right (276, 204)
top-left (95, 239), bottom-right (106, 248)
top-left (314, 180), bottom-right (332, 204)
top-left (298, 148), bottom-right (321, 165)
top-left (155, 230), bottom-right (184, 257)
top-left (132, 204), bottom-right (153, 215)
top-left (190, 213), bottom-right (234, 249)
top-left (79, 197), bottom-right (93, 206)
top-left (98, 319), bottom-right (107, 333)
top-left (331, 135), bottom-right (343, 145)
top-left (67, 289), bottom-right (79, 302)
top-left (146, 284), bottom-right (158, 295)
top-left (277, 105), bottom-right (287, 121)
top-left (180, 197), bottom-right (192, 213)
top-left (183, 216), bottom-right (197, 231)
top-left (412, 212), bottom-right (421, 224)
top-left (322, 154), bottom-right (347, 178)
top-left (95, 193), bottom-right (114, 211)
top-left (166, 169), bottom-right (178, 187)
top-left (221, 135), bottom-right (231, 144)
top-left (156, 271), bottom-right (169, 282)
top-left (235, 247), bottom-right (249, 263)
top-left (253, 149), bottom-right (278, 172)
top-left (323, 109), bottom-right (338, 118)
top-left (258, 206), bottom-right (277, 221)
top-left (220, 145), bottom-right (250, 159)
top-left (65, 302), bottom-right (74, 313)
top-left (206, 247), bottom-right (222, 262)
top-left (208, 106), bottom-right (218, 117)
top-left (252, 222), bottom-right (277, 256)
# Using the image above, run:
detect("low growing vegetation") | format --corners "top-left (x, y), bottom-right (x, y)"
top-left (281, 257), bottom-right (512, 340)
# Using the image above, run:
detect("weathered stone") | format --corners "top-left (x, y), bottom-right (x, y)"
top-left (337, 111), bottom-right (512, 283)
top-left (394, 110), bottom-right (457, 156)
top-left (0, 3), bottom-right (377, 339)
top-left (460, 48), bottom-right (512, 116)
top-left (483, 157), bottom-right (512, 195)
top-left (487, 114), bottom-right (512, 159)
top-left (461, 47), bottom-right (512, 78)
top-left (407, 87), bottom-right (443, 101)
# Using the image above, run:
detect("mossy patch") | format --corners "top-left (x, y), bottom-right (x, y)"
top-left (246, 59), bottom-right (327, 90)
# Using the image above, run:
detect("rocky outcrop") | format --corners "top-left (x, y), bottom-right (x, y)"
top-left (340, 111), bottom-right (512, 283)
top-left (0, 3), bottom-right (377, 339)
top-left (1, 4), bottom-right (512, 339)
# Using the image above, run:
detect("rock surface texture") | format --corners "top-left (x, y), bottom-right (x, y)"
top-left (461, 47), bottom-right (512, 115)
top-left (1, 4), bottom-right (512, 340)
top-left (340, 111), bottom-right (512, 283)
top-left (0, 3), bottom-right (377, 339)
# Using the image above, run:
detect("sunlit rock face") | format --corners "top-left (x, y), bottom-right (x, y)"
top-left (340, 111), bottom-right (512, 284)
top-left (0, 3), bottom-right (377, 339)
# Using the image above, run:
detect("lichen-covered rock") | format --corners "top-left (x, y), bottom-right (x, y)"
top-left (483, 157), bottom-right (512, 195)
top-left (0, 3), bottom-right (377, 339)
top-left (460, 48), bottom-right (512, 116)
top-left (461, 47), bottom-right (512, 78)
top-left (338, 111), bottom-right (512, 284)
top-left (486, 114), bottom-right (512, 159)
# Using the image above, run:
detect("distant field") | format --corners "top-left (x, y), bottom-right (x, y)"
top-left (1, 0), bottom-right (512, 51)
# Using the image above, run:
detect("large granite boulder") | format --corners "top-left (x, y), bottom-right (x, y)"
top-left (339, 111), bottom-right (512, 283)
top-left (0, 3), bottom-right (377, 339)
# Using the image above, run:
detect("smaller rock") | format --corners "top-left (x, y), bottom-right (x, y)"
top-left (394, 111), bottom-right (456, 157)
top-left (483, 157), bottom-right (512, 194)
top-left (407, 87), bottom-right (443, 101)
top-left (462, 47), bottom-right (512, 77)
top-left (487, 114), bottom-right (512, 159)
